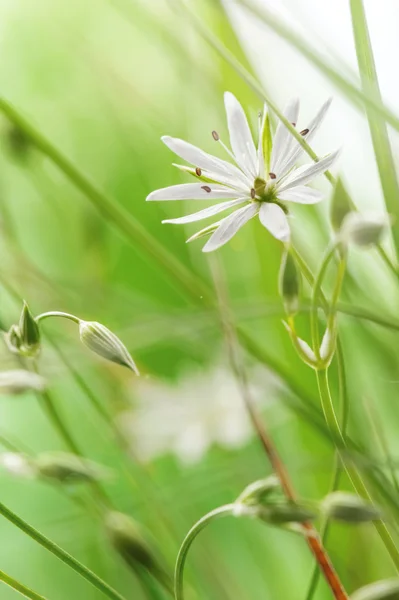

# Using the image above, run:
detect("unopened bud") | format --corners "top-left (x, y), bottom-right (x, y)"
top-left (322, 492), bottom-right (381, 523)
top-left (18, 302), bottom-right (41, 357)
top-left (279, 250), bottom-right (300, 315)
top-left (340, 212), bottom-right (391, 248)
top-left (5, 325), bottom-right (23, 354)
top-left (350, 579), bottom-right (399, 600)
top-left (236, 476), bottom-right (281, 506)
top-left (36, 452), bottom-right (110, 484)
top-left (330, 178), bottom-right (352, 232)
top-left (105, 512), bottom-right (172, 592)
top-left (260, 502), bottom-right (316, 525)
top-left (283, 321), bottom-right (318, 368)
top-left (0, 370), bottom-right (46, 395)
top-left (319, 324), bottom-right (336, 366)
top-left (0, 453), bottom-right (36, 479)
top-left (79, 321), bottom-right (139, 374)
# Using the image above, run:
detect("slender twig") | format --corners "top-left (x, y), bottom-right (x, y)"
top-left (209, 255), bottom-right (348, 600)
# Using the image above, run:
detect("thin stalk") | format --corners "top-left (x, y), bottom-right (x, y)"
top-left (0, 500), bottom-right (127, 600)
top-left (36, 312), bottom-right (80, 324)
top-left (0, 569), bottom-right (48, 600)
top-left (210, 256), bottom-right (348, 600)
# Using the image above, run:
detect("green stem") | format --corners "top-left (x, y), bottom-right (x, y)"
top-left (0, 569), bottom-right (48, 600)
top-left (309, 244), bottom-right (337, 357)
top-left (174, 505), bottom-right (237, 600)
top-left (36, 312), bottom-right (80, 324)
top-left (0, 501), bottom-right (127, 600)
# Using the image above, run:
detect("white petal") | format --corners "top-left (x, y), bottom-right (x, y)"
top-left (270, 98), bottom-right (300, 174)
top-left (146, 183), bottom-right (238, 201)
top-left (277, 98), bottom-right (332, 178)
top-left (277, 186), bottom-right (324, 204)
top-left (258, 203), bottom-right (290, 242)
top-left (202, 203), bottom-right (259, 252)
top-left (162, 136), bottom-right (249, 186)
top-left (162, 198), bottom-right (247, 224)
top-left (278, 150), bottom-right (340, 192)
top-left (224, 92), bottom-right (257, 178)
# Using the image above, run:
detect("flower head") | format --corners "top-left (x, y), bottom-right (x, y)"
top-left (147, 92), bottom-right (339, 251)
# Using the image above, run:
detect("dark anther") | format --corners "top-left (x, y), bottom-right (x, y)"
top-left (269, 172), bottom-right (276, 179)
top-left (300, 128), bottom-right (309, 136)
top-left (292, 122), bottom-right (296, 127)
top-left (212, 130), bottom-right (220, 141)
top-left (195, 167), bottom-right (202, 176)
top-left (201, 185), bottom-right (212, 193)
top-left (250, 188), bottom-right (256, 199)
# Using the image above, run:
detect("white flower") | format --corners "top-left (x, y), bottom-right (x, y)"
top-left (118, 362), bottom-right (283, 465)
top-left (147, 92), bottom-right (339, 251)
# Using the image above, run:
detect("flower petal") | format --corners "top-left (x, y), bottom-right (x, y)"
top-left (270, 98), bottom-right (300, 174)
top-left (162, 198), bottom-right (247, 224)
top-left (277, 98), bottom-right (332, 178)
top-left (258, 203), bottom-right (290, 242)
top-left (224, 92), bottom-right (257, 178)
top-left (146, 183), bottom-right (238, 201)
top-left (277, 186), bottom-right (324, 204)
top-left (202, 203), bottom-right (259, 253)
top-left (162, 136), bottom-right (249, 186)
top-left (278, 150), bottom-right (340, 192)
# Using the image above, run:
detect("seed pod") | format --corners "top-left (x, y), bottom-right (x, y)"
top-left (79, 321), bottom-right (139, 374)
top-left (340, 212), bottom-right (390, 248)
top-left (35, 452), bottom-right (110, 484)
top-left (321, 492), bottom-right (381, 523)
top-left (0, 370), bottom-right (46, 395)
top-left (105, 512), bottom-right (172, 592)
top-left (18, 302), bottom-right (41, 357)
top-left (350, 579), bottom-right (399, 600)
top-left (330, 178), bottom-right (352, 232)
top-left (279, 250), bottom-right (300, 315)
top-left (236, 476), bottom-right (281, 506)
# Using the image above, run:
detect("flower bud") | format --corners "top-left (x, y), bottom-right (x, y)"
top-left (5, 325), bottom-right (23, 355)
top-left (0, 370), bottom-right (46, 395)
top-left (105, 512), bottom-right (172, 592)
top-left (35, 452), bottom-right (110, 484)
top-left (340, 212), bottom-right (391, 248)
top-left (0, 453), bottom-right (36, 479)
top-left (282, 321), bottom-right (318, 368)
top-left (319, 324), bottom-right (336, 366)
top-left (279, 250), bottom-right (300, 315)
top-left (350, 579), bottom-right (399, 600)
top-left (79, 321), bottom-right (139, 374)
top-left (330, 178), bottom-right (352, 232)
top-left (18, 302), bottom-right (41, 357)
top-left (259, 501), bottom-right (316, 525)
top-left (236, 476), bottom-right (281, 506)
top-left (321, 492), bottom-right (381, 523)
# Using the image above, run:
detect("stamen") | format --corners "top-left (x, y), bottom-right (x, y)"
top-left (195, 167), bottom-right (202, 176)
top-left (201, 185), bottom-right (212, 193)
top-left (212, 130), bottom-right (220, 141)
top-left (250, 188), bottom-right (256, 199)
top-left (300, 128), bottom-right (309, 136)
top-left (269, 172), bottom-right (276, 179)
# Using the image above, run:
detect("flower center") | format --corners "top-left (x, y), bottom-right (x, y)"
top-left (252, 177), bottom-right (289, 214)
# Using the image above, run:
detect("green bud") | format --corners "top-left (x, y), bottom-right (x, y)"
top-left (18, 302), bottom-right (41, 357)
top-left (259, 501), bottom-right (316, 525)
top-left (350, 579), bottom-right (399, 600)
top-left (330, 178), bottom-right (352, 232)
top-left (236, 476), bottom-right (281, 506)
top-left (5, 325), bottom-right (23, 354)
top-left (0, 452), bottom-right (36, 479)
top-left (0, 370), bottom-right (46, 395)
top-left (79, 321), bottom-right (139, 374)
top-left (319, 324), bottom-right (336, 367)
top-left (321, 492), bottom-right (381, 523)
top-left (340, 212), bottom-right (391, 248)
top-left (36, 452), bottom-right (110, 484)
top-left (105, 512), bottom-right (172, 592)
top-left (282, 321), bottom-right (318, 368)
top-left (279, 250), bottom-right (300, 315)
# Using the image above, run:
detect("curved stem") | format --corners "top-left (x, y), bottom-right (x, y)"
top-left (0, 500), bottom-right (127, 600)
top-left (175, 505), bottom-right (237, 600)
top-left (0, 569), bottom-right (48, 600)
top-left (36, 311), bottom-right (80, 324)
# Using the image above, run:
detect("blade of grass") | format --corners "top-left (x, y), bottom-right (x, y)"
top-left (349, 0), bottom-right (399, 255)
top-left (0, 570), bottom-right (48, 600)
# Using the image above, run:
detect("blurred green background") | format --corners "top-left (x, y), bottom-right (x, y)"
top-left (1, 0), bottom-right (399, 598)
